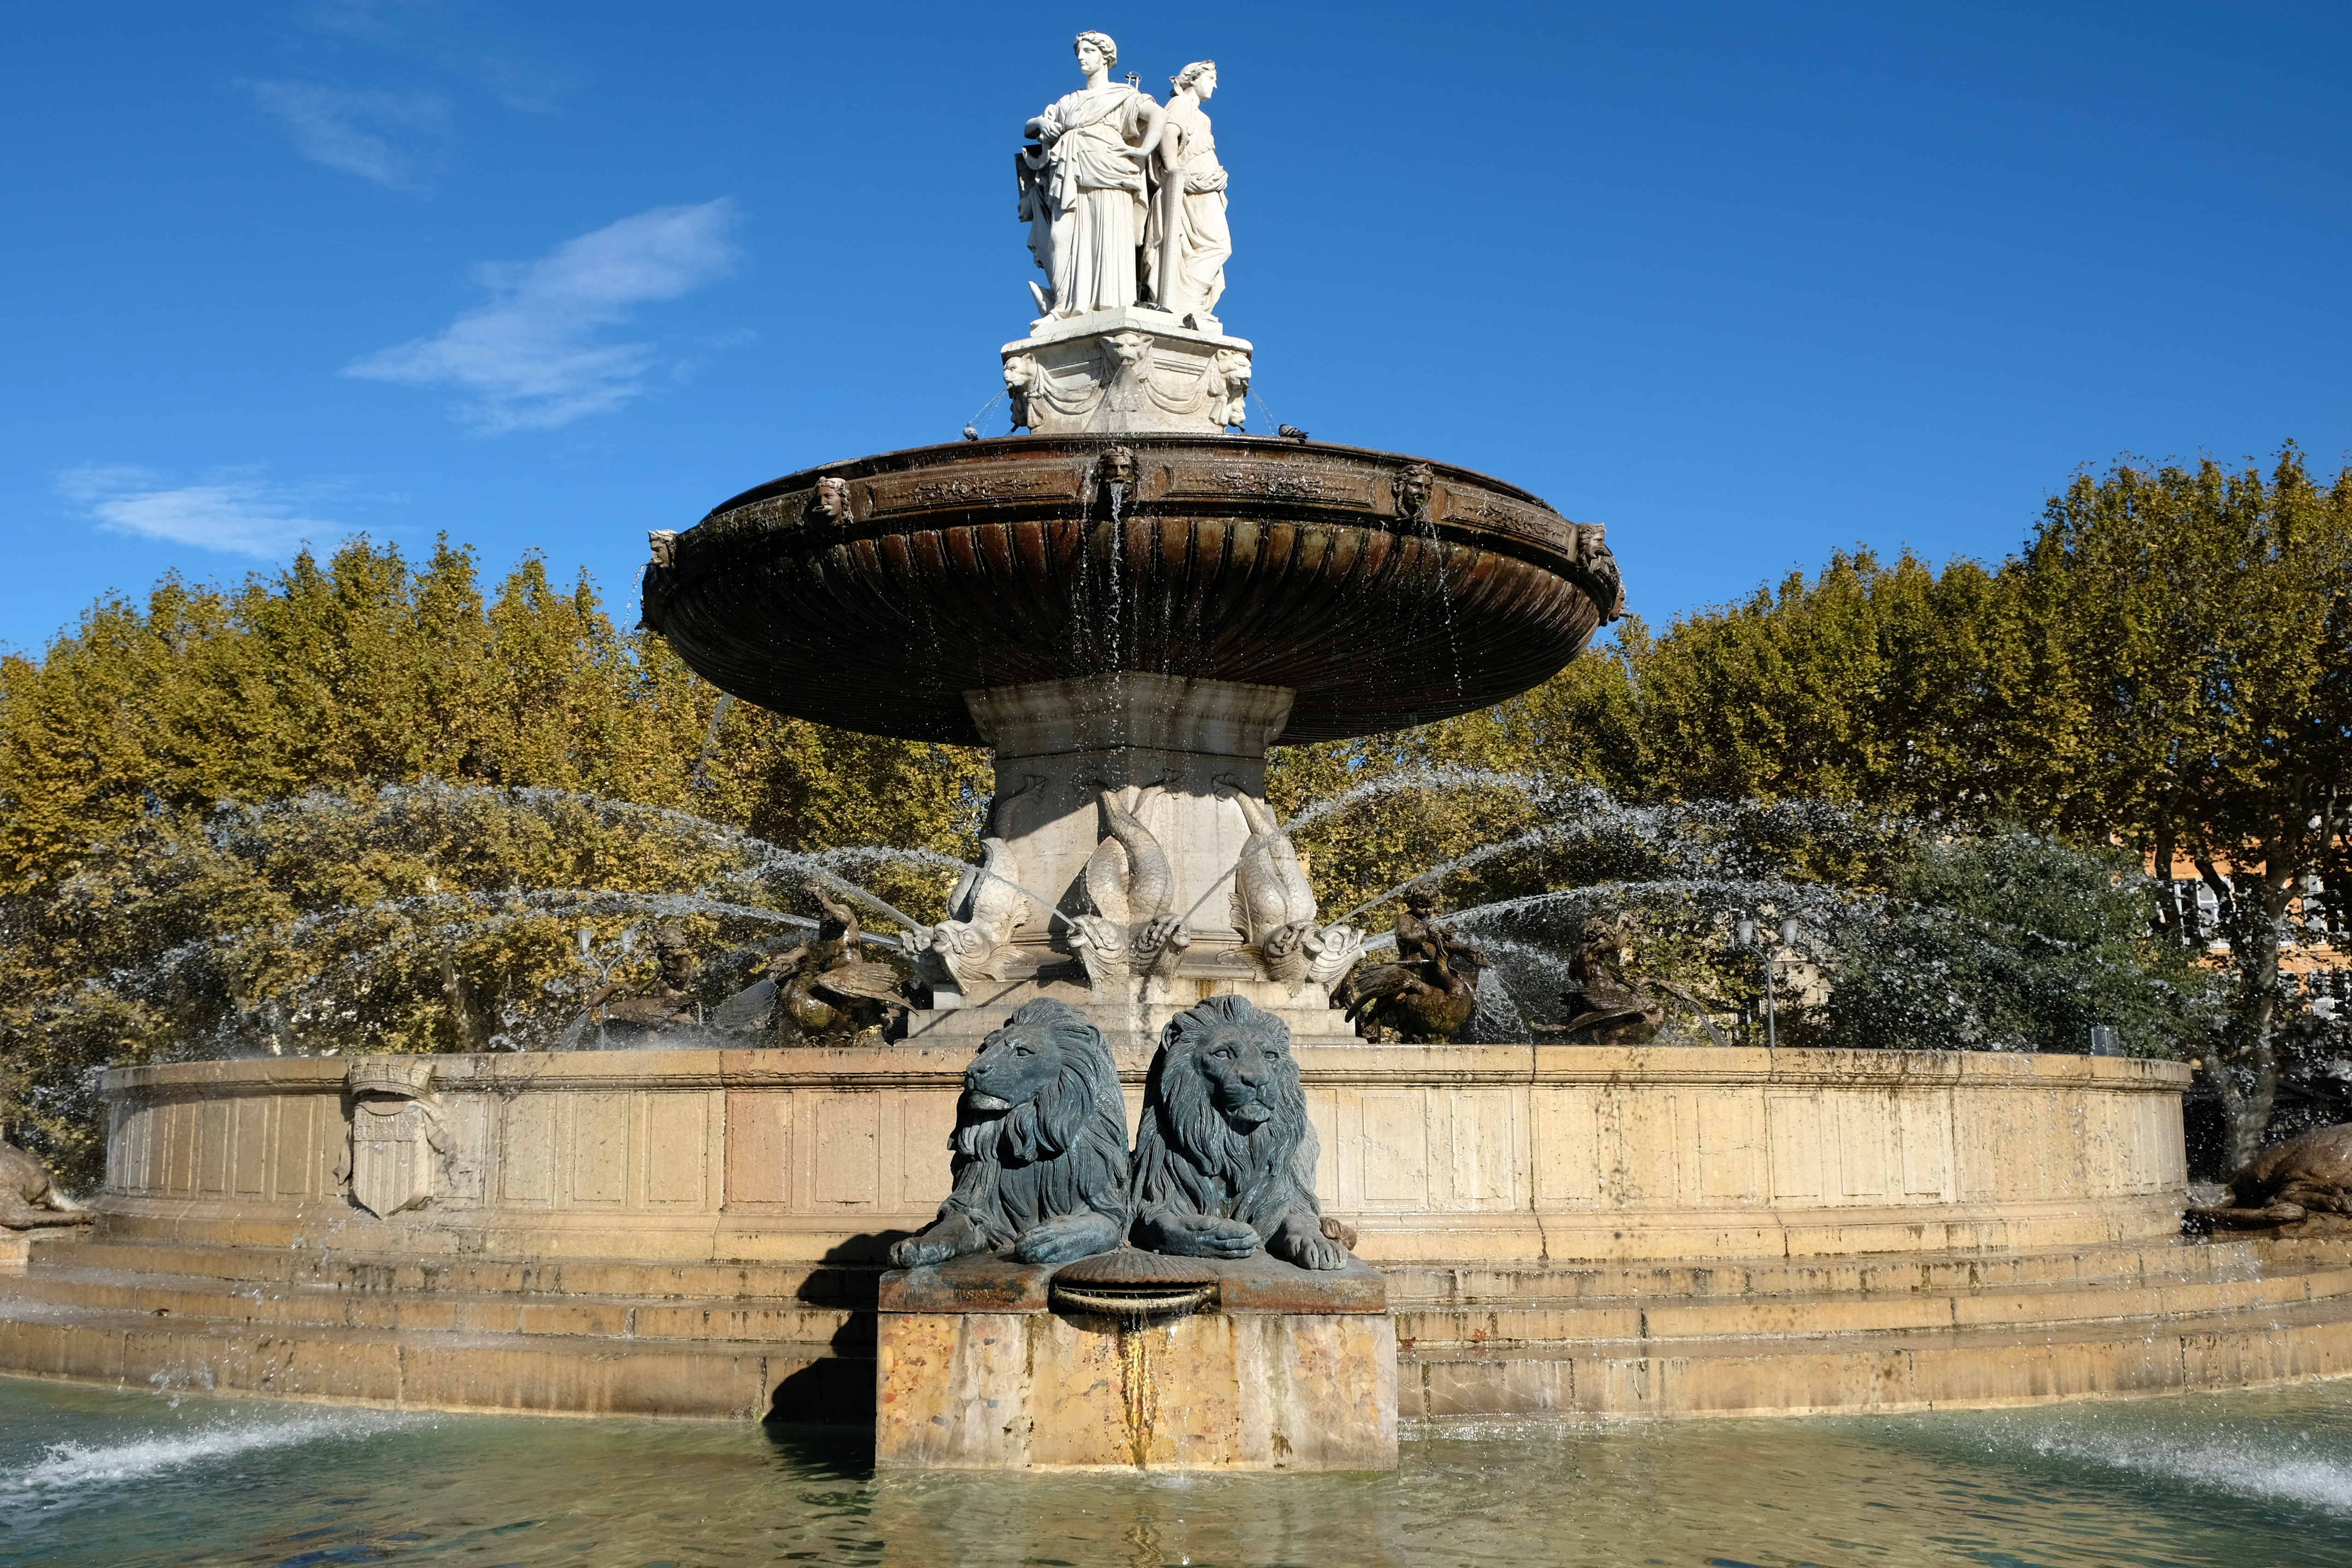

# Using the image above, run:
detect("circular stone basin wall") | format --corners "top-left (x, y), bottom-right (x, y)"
top-left (91, 1045), bottom-right (2187, 1265)
top-left (640, 435), bottom-right (1618, 744)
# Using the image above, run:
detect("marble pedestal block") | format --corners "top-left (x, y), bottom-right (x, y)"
top-left (1003, 307), bottom-right (1253, 435)
top-left (875, 1253), bottom-right (1396, 1471)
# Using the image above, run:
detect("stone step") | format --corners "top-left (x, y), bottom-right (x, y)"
top-left (25, 1241), bottom-right (2346, 1359)
top-left (10, 1265), bottom-right (2349, 1425)
top-left (1399, 1292), bottom-right (2352, 1419)
top-left (1392, 1262), bottom-right (2352, 1349)
top-left (1377, 1233), bottom-right (2344, 1305)
top-left (3, 1265), bottom-right (869, 1347)
top-left (31, 1236), bottom-right (871, 1305)
top-left (0, 1298), bottom-right (870, 1421)
top-left (39, 1231), bottom-right (2330, 1309)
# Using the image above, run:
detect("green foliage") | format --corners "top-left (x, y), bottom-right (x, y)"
top-left (2014, 450), bottom-right (2352, 1166)
top-left (1818, 832), bottom-right (2218, 1057)
top-left (0, 539), bottom-right (988, 1184)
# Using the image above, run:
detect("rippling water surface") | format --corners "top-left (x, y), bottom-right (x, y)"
top-left (6, 1375), bottom-right (2352, 1566)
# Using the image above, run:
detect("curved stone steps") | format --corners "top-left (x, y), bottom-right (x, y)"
top-left (0, 1297), bottom-right (857, 1420)
top-left (27, 1236), bottom-right (865, 1305)
top-left (1380, 1233), bottom-right (2349, 1305)
top-left (1401, 1292), bottom-right (2352, 1418)
top-left (2, 1265), bottom-right (869, 1347)
top-left (1391, 1259), bottom-right (2352, 1350)
top-left (7, 1231), bottom-right (2352, 1421)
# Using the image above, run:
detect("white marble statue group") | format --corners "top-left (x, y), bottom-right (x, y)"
top-left (1019, 31), bottom-right (1231, 322)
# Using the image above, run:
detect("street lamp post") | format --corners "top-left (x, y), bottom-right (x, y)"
top-left (1735, 916), bottom-right (1801, 1049)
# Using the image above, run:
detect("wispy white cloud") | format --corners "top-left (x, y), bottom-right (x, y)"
top-left (56, 467), bottom-right (347, 558)
top-left (344, 200), bottom-right (743, 433)
top-left (302, 0), bottom-right (584, 114)
top-left (242, 79), bottom-right (451, 191)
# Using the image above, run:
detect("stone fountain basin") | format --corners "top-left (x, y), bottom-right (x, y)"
top-left (641, 434), bottom-right (1616, 745)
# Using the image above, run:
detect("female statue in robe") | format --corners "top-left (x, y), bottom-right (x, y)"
top-left (1021, 31), bottom-right (1164, 318)
top-left (1147, 61), bottom-right (1232, 321)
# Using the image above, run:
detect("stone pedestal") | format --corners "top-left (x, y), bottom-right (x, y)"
top-left (875, 1252), bottom-right (1396, 1471)
top-left (902, 673), bottom-right (1360, 1051)
top-left (1004, 307), bottom-right (1253, 435)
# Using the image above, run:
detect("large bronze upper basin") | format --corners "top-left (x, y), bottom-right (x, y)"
top-left (643, 434), bottom-right (1619, 745)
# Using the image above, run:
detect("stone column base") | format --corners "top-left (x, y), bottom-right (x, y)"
top-left (875, 1253), bottom-right (1396, 1471)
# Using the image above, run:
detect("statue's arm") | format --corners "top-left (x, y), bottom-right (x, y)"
top-left (1128, 99), bottom-right (1166, 163)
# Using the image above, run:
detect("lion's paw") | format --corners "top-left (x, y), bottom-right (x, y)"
top-left (1151, 1213), bottom-right (1259, 1259)
top-left (889, 1236), bottom-right (959, 1269)
top-left (1275, 1217), bottom-right (1347, 1271)
top-left (1014, 1212), bottom-right (1119, 1265)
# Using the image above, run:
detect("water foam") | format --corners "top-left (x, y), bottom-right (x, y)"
top-left (3, 1407), bottom-right (409, 1498)
top-left (2026, 1427), bottom-right (2352, 1513)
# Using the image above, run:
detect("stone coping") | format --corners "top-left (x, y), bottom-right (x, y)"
top-left (1008, 303), bottom-right (1255, 351)
top-left (879, 1251), bottom-right (1387, 1315)
top-left (101, 1045), bottom-right (2192, 1099)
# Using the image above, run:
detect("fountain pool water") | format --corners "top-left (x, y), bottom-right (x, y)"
top-left (7, 1374), bottom-right (2352, 1566)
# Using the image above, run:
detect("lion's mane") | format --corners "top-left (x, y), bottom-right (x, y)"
top-left (1131, 994), bottom-right (1321, 1242)
top-left (937, 998), bottom-right (1131, 1250)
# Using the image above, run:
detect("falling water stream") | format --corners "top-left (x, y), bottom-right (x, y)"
top-left (7, 1375), bottom-right (2352, 1567)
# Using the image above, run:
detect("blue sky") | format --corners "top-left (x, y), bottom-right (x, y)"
top-left (4, 2), bottom-right (2349, 655)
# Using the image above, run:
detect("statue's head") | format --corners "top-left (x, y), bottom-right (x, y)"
top-left (651, 927), bottom-right (694, 981)
top-left (1074, 30), bottom-right (1117, 72)
top-left (964, 997), bottom-right (1111, 1116)
top-left (1172, 60), bottom-right (1216, 99)
top-left (1402, 881), bottom-right (1443, 915)
top-left (1260, 920), bottom-right (1309, 961)
top-left (1157, 994), bottom-right (1304, 1134)
top-left (928, 921), bottom-right (985, 958)
top-left (952, 998), bottom-right (1129, 1181)
top-left (1578, 918), bottom-right (1629, 962)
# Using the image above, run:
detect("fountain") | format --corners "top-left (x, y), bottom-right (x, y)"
top-left (4, 30), bottom-right (2350, 1470)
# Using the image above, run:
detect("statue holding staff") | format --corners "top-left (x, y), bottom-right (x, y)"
top-left (1020, 31), bottom-right (1165, 318)
top-left (1147, 60), bottom-right (1232, 321)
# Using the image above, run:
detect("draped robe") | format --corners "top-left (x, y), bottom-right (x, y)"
top-left (1146, 97), bottom-right (1232, 319)
top-left (1029, 84), bottom-right (1151, 316)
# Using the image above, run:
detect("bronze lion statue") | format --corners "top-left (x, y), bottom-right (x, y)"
top-left (1130, 994), bottom-right (1349, 1270)
top-left (889, 997), bottom-right (1130, 1268)
top-left (2194, 1122), bottom-right (2352, 1233)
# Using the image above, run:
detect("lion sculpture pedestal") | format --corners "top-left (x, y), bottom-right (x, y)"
top-left (876, 994), bottom-right (1399, 1471)
top-left (874, 1251), bottom-right (1395, 1470)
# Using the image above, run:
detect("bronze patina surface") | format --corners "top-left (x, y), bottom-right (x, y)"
top-left (642, 434), bottom-right (1619, 744)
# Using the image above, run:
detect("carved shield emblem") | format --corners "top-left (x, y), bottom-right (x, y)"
top-left (344, 1058), bottom-right (443, 1219)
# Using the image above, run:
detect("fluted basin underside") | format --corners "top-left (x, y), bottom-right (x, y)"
top-left (643, 435), bottom-right (1615, 744)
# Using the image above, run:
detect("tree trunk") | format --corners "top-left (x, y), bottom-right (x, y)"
top-left (2204, 853), bottom-right (2291, 1175)
top-left (440, 948), bottom-right (488, 1052)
